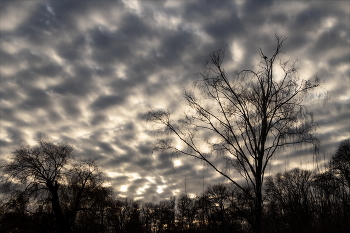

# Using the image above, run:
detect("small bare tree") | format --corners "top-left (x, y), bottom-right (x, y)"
top-left (0, 136), bottom-right (108, 233)
top-left (146, 36), bottom-right (324, 233)
top-left (330, 138), bottom-right (350, 189)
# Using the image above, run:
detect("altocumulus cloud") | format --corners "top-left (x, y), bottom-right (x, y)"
top-left (0, 0), bottom-right (349, 202)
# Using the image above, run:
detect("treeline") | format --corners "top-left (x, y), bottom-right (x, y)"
top-left (0, 138), bottom-right (349, 233)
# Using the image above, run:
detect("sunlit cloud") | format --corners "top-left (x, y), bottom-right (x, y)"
top-left (173, 159), bottom-right (182, 167)
top-left (157, 185), bottom-right (167, 194)
top-left (119, 185), bottom-right (129, 192)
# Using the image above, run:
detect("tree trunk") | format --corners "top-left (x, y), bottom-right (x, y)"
top-left (255, 163), bottom-right (263, 233)
top-left (47, 181), bottom-right (70, 233)
top-left (255, 188), bottom-right (262, 233)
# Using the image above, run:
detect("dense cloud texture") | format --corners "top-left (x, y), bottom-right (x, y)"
top-left (0, 0), bottom-right (349, 202)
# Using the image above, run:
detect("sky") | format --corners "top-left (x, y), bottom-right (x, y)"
top-left (0, 0), bottom-right (349, 203)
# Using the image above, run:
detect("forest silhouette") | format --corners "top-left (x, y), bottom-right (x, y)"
top-left (0, 138), bottom-right (349, 233)
top-left (1, 37), bottom-right (349, 233)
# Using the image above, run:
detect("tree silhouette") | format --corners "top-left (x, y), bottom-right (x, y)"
top-left (205, 184), bottom-right (230, 232)
top-left (265, 169), bottom-right (314, 232)
top-left (330, 138), bottom-right (350, 189)
top-left (146, 35), bottom-right (324, 233)
top-left (177, 194), bottom-right (197, 231)
top-left (0, 136), bottom-right (109, 233)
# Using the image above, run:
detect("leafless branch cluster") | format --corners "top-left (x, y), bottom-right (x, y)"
top-left (146, 36), bottom-right (327, 233)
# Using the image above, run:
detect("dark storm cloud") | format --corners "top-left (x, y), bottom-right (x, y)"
top-left (292, 8), bottom-right (324, 31)
top-left (19, 87), bottom-right (52, 110)
top-left (15, 50), bottom-right (63, 77)
top-left (50, 75), bottom-right (94, 97)
top-left (0, 108), bottom-right (30, 128)
top-left (242, 0), bottom-right (274, 19)
top-left (105, 155), bottom-right (133, 168)
top-left (109, 77), bottom-right (142, 95)
top-left (127, 185), bottom-right (140, 194)
top-left (122, 157), bottom-right (155, 174)
top-left (0, 139), bottom-right (9, 147)
top-left (90, 114), bottom-right (108, 126)
top-left (329, 53), bottom-right (350, 69)
top-left (201, 3), bottom-right (244, 42)
top-left (98, 142), bottom-right (115, 153)
top-left (18, 49), bottom-right (47, 66)
top-left (1, 49), bottom-right (63, 89)
top-left (89, 13), bottom-right (156, 67)
top-left (61, 97), bottom-right (82, 118)
top-left (135, 157), bottom-right (154, 169)
top-left (90, 27), bottom-right (133, 65)
top-left (56, 35), bottom-right (86, 62)
top-left (313, 28), bottom-right (348, 53)
top-left (112, 135), bottom-right (136, 149)
top-left (4, 127), bottom-right (27, 144)
top-left (142, 78), bottom-right (172, 96)
top-left (47, 109), bottom-right (64, 123)
top-left (0, 49), bottom-right (17, 66)
top-left (204, 15), bottom-right (243, 42)
top-left (90, 94), bottom-right (125, 110)
top-left (0, 85), bottom-right (20, 103)
top-left (164, 164), bottom-right (194, 177)
top-left (155, 160), bottom-right (175, 173)
top-left (158, 30), bottom-right (199, 67)
top-left (12, 4), bottom-right (59, 45)
top-left (137, 143), bottom-right (153, 155)
top-left (32, 63), bottom-right (63, 78)
top-left (183, 0), bottom-right (235, 22)
top-left (129, 177), bottom-right (148, 185)
top-left (12, 1), bottom-right (92, 40)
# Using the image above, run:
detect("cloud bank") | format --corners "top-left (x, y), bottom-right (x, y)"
top-left (1, 0), bottom-right (349, 202)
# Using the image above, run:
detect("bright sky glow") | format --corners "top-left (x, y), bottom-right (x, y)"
top-left (120, 185), bottom-right (128, 192)
top-left (157, 185), bottom-right (167, 194)
top-left (173, 159), bottom-right (182, 167)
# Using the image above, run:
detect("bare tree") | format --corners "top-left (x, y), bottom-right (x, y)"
top-left (0, 136), bottom-right (109, 233)
top-left (265, 169), bottom-right (314, 232)
top-left (195, 193), bottom-right (212, 231)
top-left (205, 184), bottom-right (231, 233)
top-left (140, 202), bottom-right (156, 233)
top-left (330, 138), bottom-right (350, 189)
top-left (146, 36), bottom-right (324, 233)
top-left (177, 194), bottom-right (197, 231)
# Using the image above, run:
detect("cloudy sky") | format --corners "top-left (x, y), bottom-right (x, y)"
top-left (1, 0), bottom-right (349, 202)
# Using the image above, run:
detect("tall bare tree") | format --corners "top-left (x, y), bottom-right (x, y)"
top-left (146, 36), bottom-right (324, 233)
